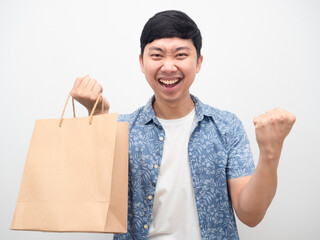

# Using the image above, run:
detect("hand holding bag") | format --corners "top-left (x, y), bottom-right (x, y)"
top-left (11, 93), bottom-right (128, 233)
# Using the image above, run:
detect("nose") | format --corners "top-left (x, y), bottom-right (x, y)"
top-left (161, 59), bottom-right (177, 73)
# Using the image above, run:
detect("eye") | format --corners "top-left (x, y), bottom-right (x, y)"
top-left (176, 53), bottom-right (188, 59)
top-left (151, 54), bottom-right (162, 59)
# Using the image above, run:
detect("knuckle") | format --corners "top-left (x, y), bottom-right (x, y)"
top-left (70, 90), bottom-right (76, 98)
top-left (74, 77), bottom-right (81, 84)
top-left (77, 89), bottom-right (84, 96)
top-left (266, 110), bottom-right (273, 114)
top-left (72, 89), bottom-right (80, 97)
top-left (277, 115), bottom-right (285, 122)
top-left (267, 116), bottom-right (275, 124)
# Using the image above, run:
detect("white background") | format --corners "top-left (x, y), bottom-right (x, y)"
top-left (1, 0), bottom-right (319, 239)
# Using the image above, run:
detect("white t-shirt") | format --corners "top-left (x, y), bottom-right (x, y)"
top-left (148, 108), bottom-right (202, 240)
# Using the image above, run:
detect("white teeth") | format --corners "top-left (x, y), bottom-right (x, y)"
top-left (159, 79), bottom-right (180, 85)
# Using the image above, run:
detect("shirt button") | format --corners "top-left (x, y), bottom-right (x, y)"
top-left (159, 136), bottom-right (164, 141)
top-left (154, 164), bottom-right (159, 169)
top-left (144, 224), bottom-right (148, 229)
top-left (148, 195), bottom-right (153, 200)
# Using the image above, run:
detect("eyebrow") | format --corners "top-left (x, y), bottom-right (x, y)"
top-left (148, 46), bottom-right (190, 52)
top-left (176, 46), bottom-right (190, 51)
top-left (148, 46), bottom-right (164, 52)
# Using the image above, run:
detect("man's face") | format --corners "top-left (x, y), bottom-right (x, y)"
top-left (139, 37), bottom-right (203, 105)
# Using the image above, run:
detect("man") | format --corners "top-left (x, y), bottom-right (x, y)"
top-left (71, 10), bottom-right (295, 240)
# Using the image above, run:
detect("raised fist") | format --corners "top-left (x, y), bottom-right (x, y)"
top-left (253, 107), bottom-right (296, 161)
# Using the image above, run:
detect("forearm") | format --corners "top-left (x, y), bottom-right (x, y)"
top-left (236, 152), bottom-right (279, 227)
top-left (230, 108), bottom-right (295, 227)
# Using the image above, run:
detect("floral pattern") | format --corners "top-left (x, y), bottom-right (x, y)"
top-left (114, 95), bottom-right (255, 240)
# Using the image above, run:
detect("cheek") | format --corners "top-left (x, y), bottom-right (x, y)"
top-left (182, 62), bottom-right (198, 78)
top-left (144, 63), bottom-right (161, 76)
top-left (143, 66), bottom-right (157, 85)
top-left (144, 68), bottom-right (153, 79)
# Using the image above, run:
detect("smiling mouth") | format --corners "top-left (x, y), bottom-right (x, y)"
top-left (158, 78), bottom-right (182, 88)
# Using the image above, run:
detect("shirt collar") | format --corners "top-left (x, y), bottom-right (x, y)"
top-left (141, 94), bottom-right (215, 125)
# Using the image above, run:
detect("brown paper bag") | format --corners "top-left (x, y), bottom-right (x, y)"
top-left (10, 93), bottom-right (128, 233)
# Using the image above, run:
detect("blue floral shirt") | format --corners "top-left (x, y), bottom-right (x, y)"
top-left (115, 95), bottom-right (255, 240)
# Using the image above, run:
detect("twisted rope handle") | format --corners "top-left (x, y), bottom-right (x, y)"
top-left (59, 92), bottom-right (102, 127)
top-left (89, 92), bottom-right (102, 125)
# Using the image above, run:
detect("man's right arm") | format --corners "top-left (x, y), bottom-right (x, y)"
top-left (71, 75), bottom-right (109, 115)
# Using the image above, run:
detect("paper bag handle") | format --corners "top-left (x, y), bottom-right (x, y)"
top-left (59, 92), bottom-right (103, 127)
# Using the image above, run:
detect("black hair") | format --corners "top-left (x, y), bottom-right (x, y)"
top-left (140, 10), bottom-right (202, 59)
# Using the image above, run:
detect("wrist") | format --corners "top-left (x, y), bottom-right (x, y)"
top-left (258, 148), bottom-right (281, 170)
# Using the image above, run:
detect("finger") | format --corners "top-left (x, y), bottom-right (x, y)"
top-left (91, 83), bottom-right (103, 96)
top-left (73, 76), bottom-right (83, 89)
top-left (253, 116), bottom-right (262, 127)
top-left (279, 108), bottom-right (296, 124)
top-left (265, 109), bottom-right (274, 114)
top-left (79, 75), bottom-right (90, 90)
top-left (263, 109), bottom-right (283, 123)
top-left (272, 107), bottom-right (296, 124)
top-left (91, 84), bottom-right (103, 103)
top-left (71, 77), bottom-right (82, 97)
top-left (273, 107), bottom-right (294, 120)
top-left (86, 78), bottom-right (97, 92)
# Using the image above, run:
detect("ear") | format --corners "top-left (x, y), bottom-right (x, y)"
top-left (139, 55), bottom-right (145, 73)
top-left (196, 55), bottom-right (203, 73)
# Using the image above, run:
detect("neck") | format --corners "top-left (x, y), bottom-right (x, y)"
top-left (153, 94), bottom-right (195, 119)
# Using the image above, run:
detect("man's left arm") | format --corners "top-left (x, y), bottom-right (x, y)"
top-left (228, 107), bottom-right (296, 227)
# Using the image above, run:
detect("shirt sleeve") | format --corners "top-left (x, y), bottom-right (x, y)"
top-left (226, 114), bottom-right (255, 180)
